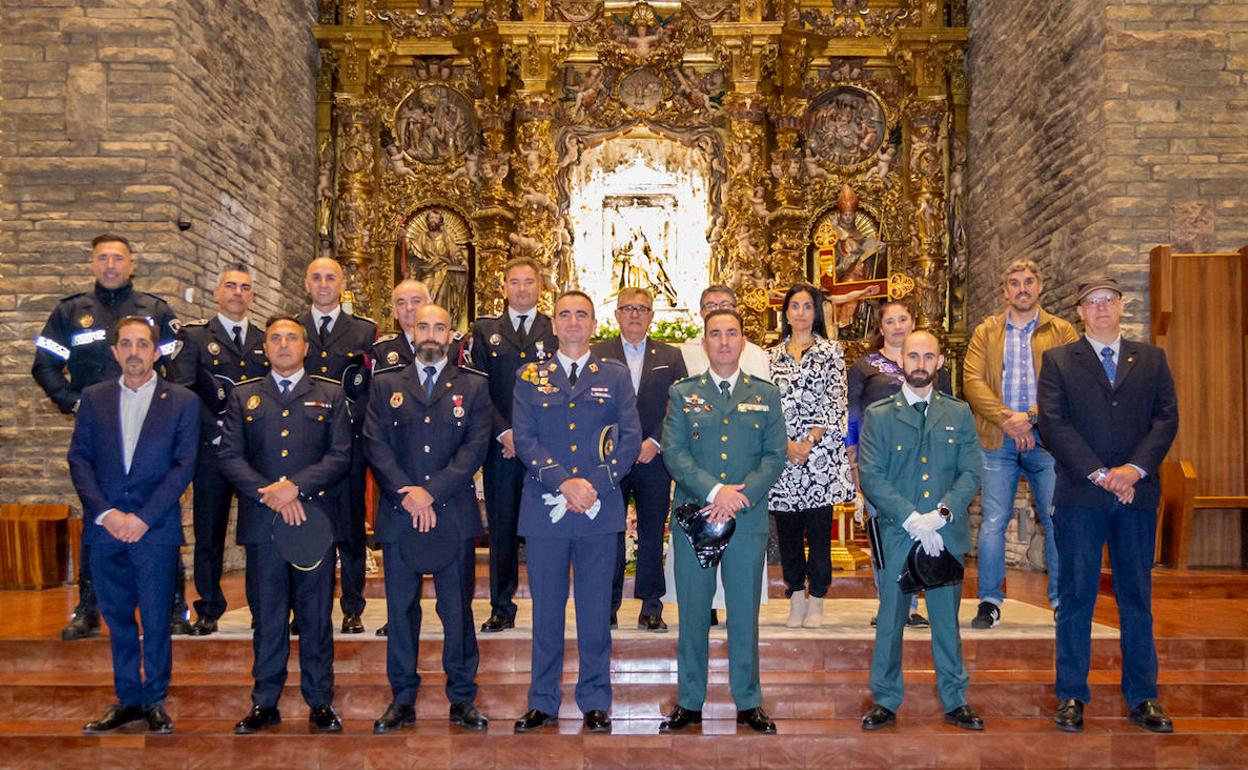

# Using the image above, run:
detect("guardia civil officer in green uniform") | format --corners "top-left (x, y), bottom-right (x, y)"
top-left (658, 309), bottom-right (787, 735)
top-left (858, 330), bottom-right (984, 731)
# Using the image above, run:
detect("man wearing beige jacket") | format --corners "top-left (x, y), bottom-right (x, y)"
top-left (963, 259), bottom-right (1077, 628)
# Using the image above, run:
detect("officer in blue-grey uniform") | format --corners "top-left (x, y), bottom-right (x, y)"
top-left (168, 262), bottom-right (269, 635)
top-left (469, 256), bottom-right (559, 633)
top-left (299, 257), bottom-right (377, 635)
top-left (217, 315), bottom-right (353, 735)
top-left (31, 233), bottom-right (182, 641)
top-left (364, 304), bottom-right (492, 734)
top-left (511, 290), bottom-right (641, 734)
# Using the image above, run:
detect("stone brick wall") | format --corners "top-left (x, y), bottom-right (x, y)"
top-left (0, 0), bottom-right (319, 575)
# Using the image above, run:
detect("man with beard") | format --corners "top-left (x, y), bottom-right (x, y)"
top-left (364, 304), bottom-right (491, 733)
top-left (858, 331), bottom-right (984, 732)
top-left (963, 259), bottom-right (1076, 627)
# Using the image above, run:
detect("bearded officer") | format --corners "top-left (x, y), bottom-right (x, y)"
top-left (32, 232), bottom-right (184, 640)
top-left (300, 256), bottom-right (377, 634)
top-left (365, 304), bottom-right (491, 733)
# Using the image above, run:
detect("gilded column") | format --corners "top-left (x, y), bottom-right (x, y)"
top-left (904, 97), bottom-right (948, 332)
top-left (334, 95), bottom-right (379, 317)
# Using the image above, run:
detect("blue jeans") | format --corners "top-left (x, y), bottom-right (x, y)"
top-left (978, 433), bottom-right (1059, 608)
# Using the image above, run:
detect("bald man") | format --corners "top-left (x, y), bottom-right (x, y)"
top-left (300, 257), bottom-right (378, 634)
top-left (372, 279), bottom-right (467, 378)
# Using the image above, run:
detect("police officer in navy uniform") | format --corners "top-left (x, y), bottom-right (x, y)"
top-left (299, 257), bottom-right (377, 634)
top-left (31, 233), bottom-right (183, 641)
top-left (217, 315), bottom-right (353, 735)
top-left (364, 304), bottom-right (491, 733)
top-left (372, 279), bottom-right (468, 378)
top-left (469, 256), bottom-right (558, 633)
top-left (168, 262), bottom-right (269, 635)
top-left (511, 290), bottom-right (642, 734)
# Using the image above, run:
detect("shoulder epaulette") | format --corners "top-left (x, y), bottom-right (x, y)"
top-left (460, 364), bottom-right (488, 378)
top-left (351, 313), bottom-right (377, 326)
top-left (374, 333), bottom-right (398, 344)
top-left (138, 290), bottom-right (171, 304)
top-left (235, 378), bottom-right (264, 390)
top-left (182, 318), bottom-right (209, 327)
top-left (598, 357), bottom-right (627, 370)
top-left (309, 374), bottom-right (341, 385)
top-left (61, 291), bottom-right (87, 302)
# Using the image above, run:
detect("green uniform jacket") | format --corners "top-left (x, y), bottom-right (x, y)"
top-left (662, 372), bottom-right (788, 534)
top-left (858, 391), bottom-right (982, 560)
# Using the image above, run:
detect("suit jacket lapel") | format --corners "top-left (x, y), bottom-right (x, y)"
top-left (427, 365), bottom-right (459, 406)
top-left (323, 312), bottom-right (349, 348)
top-left (286, 375), bottom-right (314, 405)
top-left (1113, 341), bottom-right (1141, 392)
top-left (892, 394), bottom-right (924, 432)
top-left (498, 312), bottom-right (523, 351)
top-left (129, 379), bottom-right (172, 476)
top-left (208, 317), bottom-right (239, 356)
top-left (99, 381), bottom-right (126, 477)
top-left (638, 339), bottom-right (661, 390)
top-left (566, 356), bottom-right (597, 401)
top-left (1074, 338), bottom-right (1114, 392)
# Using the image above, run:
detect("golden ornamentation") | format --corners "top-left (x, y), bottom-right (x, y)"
top-left (888, 272), bottom-right (916, 300)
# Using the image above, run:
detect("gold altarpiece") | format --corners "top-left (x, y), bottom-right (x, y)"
top-left (313, 0), bottom-right (970, 349)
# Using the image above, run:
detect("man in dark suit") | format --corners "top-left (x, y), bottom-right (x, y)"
top-left (511, 291), bottom-right (642, 733)
top-left (364, 304), bottom-right (491, 733)
top-left (218, 316), bottom-right (353, 735)
top-left (469, 256), bottom-right (559, 633)
top-left (300, 257), bottom-right (377, 634)
top-left (1038, 276), bottom-right (1179, 734)
top-left (372, 279), bottom-right (468, 378)
top-left (169, 262), bottom-right (269, 635)
top-left (591, 287), bottom-right (687, 631)
top-left (68, 316), bottom-right (199, 735)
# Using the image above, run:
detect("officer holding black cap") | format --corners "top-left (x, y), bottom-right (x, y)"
top-left (217, 315), bottom-right (352, 735)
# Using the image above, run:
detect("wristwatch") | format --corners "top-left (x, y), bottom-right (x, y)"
top-left (1026, 411), bottom-right (1038, 426)
top-left (938, 504), bottom-right (952, 523)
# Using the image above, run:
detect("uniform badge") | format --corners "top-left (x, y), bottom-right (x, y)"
top-left (79, 314), bottom-right (93, 328)
top-left (386, 351), bottom-right (398, 365)
top-left (390, 392), bottom-right (404, 408)
top-left (588, 362), bottom-right (599, 373)
top-left (217, 387), bottom-right (226, 402)
top-left (452, 394), bottom-right (464, 418)
top-left (535, 340), bottom-right (546, 359)
top-left (208, 342), bottom-right (221, 355)
top-left (489, 333), bottom-right (502, 347)
top-left (354, 373), bottom-right (364, 386)
top-left (246, 394), bottom-right (261, 411)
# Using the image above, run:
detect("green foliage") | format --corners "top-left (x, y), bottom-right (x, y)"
top-left (592, 319), bottom-right (700, 343)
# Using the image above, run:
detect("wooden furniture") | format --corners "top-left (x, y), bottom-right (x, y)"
top-left (1151, 244), bottom-right (1248, 567)
top-left (0, 504), bottom-right (74, 589)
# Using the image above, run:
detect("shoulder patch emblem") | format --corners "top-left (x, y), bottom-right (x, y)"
top-left (390, 391), bottom-right (404, 408)
top-left (386, 350), bottom-right (399, 365)
top-left (246, 394), bottom-right (261, 411)
top-left (489, 333), bottom-right (502, 346)
top-left (79, 314), bottom-right (93, 328)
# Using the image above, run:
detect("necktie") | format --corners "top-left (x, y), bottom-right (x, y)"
top-left (1100, 346), bottom-right (1116, 384)
top-left (318, 315), bottom-right (331, 345)
top-left (719, 380), bottom-right (731, 401)
top-left (568, 362), bottom-right (579, 386)
top-left (515, 314), bottom-right (528, 334)
top-left (914, 400), bottom-right (927, 432)
top-left (279, 378), bottom-right (292, 396)
top-left (424, 365), bottom-right (437, 398)
top-left (231, 325), bottom-right (242, 350)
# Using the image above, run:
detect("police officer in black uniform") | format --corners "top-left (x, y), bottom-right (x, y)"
top-left (469, 256), bottom-right (558, 632)
top-left (372, 279), bottom-right (468, 379)
top-left (365, 304), bottom-right (491, 733)
top-left (31, 233), bottom-right (184, 640)
top-left (168, 262), bottom-right (269, 635)
top-left (217, 316), bottom-right (352, 735)
top-left (299, 257), bottom-right (376, 634)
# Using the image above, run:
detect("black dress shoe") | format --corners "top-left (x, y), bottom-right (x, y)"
top-left (736, 706), bottom-right (776, 734)
top-left (375, 623), bottom-right (388, 637)
top-left (480, 614), bottom-right (514, 633)
top-left (62, 612), bottom-right (101, 641)
top-left (188, 616), bottom-right (218, 637)
top-left (514, 708), bottom-right (558, 732)
top-left (638, 613), bottom-right (668, 632)
top-left (234, 704), bottom-right (281, 734)
top-left (1054, 699), bottom-right (1084, 733)
top-left (1128, 700), bottom-right (1173, 733)
top-left (145, 704), bottom-right (174, 734)
top-left (583, 709), bottom-right (611, 732)
top-left (710, 609), bottom-right (719, 626)
top-left (905, 612), bottom-right (930, 628)
top-left (658, 706), bottom-right (702, 733)
top-left (341, 613), bottom-right (364, 634)
top-left (373, 702), bottom-right (416, 734)
top-left (609, 612), bottom-right (618, 630)
top-left (450, 702), bottom-right (488, 730)
top-left (83, 704), bottom-right (146, 734)
top-left (944, 704), bottom-right (984, 731)
top-left (309, 704), bottom-right (342, 733)
top-left (861, 704), bottom-right (897, 731)
top-left (170, 615), bottom-right (193, 636)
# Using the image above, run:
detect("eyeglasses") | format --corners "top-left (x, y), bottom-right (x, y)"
top-left (1080, 294), bottom-right (1120, 308)
top-left (701, 300), bottom-right (737, 311)
top-left (618, 304), bottom-right (653, 315)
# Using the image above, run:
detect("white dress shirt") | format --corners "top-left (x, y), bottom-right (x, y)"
top-left (311, 305), bottom-right (342, 335)
top-left (556, 349), bottom-right (591, 380)
top-left (507, 306), bottom-right (534, 336)
top-left (272, 368), bottom-right (306, 393)
top-left (217, 313), bottom-right (249, 345)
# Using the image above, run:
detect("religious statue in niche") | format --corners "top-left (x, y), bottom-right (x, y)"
top-left (605, 196), bottom-right (680, 308)
top-left (806, 87), bottom-right (886, 167)
top-left (397, 208), bottom-right (472, 331)
top-left (394, 85), bottom-right (477, 165)
top-left (813, 185), bottom-right (888, 339)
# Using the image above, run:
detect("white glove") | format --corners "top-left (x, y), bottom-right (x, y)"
top-left (853, 492), bottom-right (866, 526)
top-left (918, 529), bottom-right (945, 557)
top-left (541, 493), bottom-right (601, 523)
top-left (903, 510), bottom-right (947, 538)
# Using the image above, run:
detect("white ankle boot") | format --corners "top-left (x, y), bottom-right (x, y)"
top-left (803, 596), bottom-right (825, 628)
top-left (785, 591), bottom-right (807, 628)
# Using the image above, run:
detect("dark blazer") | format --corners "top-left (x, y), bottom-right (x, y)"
top-left (67, 377), bottom-right (200, 546)
top-left (300, 309), bottom-right (377, 427)
top-left (216, 374), bottom-right (353, 544)
top-left (512, 354), bottom-right (642, 538)
top-left (363, 362), bottom-right (491, 545)
top-left (1037, 337), bottom-right (1179, 512)
top-left (590, 336), bottom-right (687, 444)
top-left (470, 312), bottom-right (558, 439)
top-left (168, 317), bottom-right (268, 442)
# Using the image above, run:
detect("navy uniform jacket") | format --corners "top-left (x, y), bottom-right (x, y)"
top-left (590, 336), bottom-right (688, 445)
top-left (469, 312), bottom-right (558, 439)
top-left (300, 310), bottom-right (376, 428)
top-left (512, 355), bottom-right (642, 538)
top-left (67, 377), bottom-right (200, 546)
top-left (33, 282), bottom-right (179, 414)
top-left (1037, 338), bottom-right (1179, 512)
top-left (371, 331), bottom-right (468, 375)
top-left (363, 363), bottom-right (491, 545)
top-left (216, 376), bottom-right (353, 544)
top-left (167, 317), bottom-right (268, 443)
